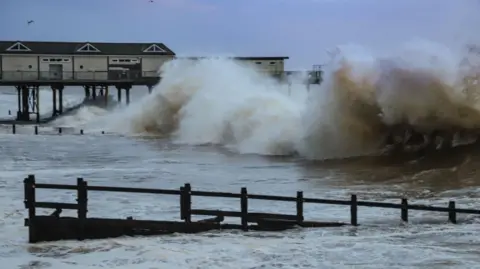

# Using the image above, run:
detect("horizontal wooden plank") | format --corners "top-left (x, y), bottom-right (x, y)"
top-left (191, 190), bottom-right (240, 198)
top-left (190, 209), bottom-right (297, 221)
top-left (34, 202), bottom-right (78, 210)
top-left (35, 183), bottom-right (77, 190)
top-left (87, 185), bottom-right (180, 195)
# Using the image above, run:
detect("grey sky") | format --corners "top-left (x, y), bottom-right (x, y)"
top-left (1, 0), bottom-right (479, 68)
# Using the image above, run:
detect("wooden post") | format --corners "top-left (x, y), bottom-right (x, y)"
top-left (296, 191), bottom-right (304, 224)
top-left (12, 124), bottom-right (15, 134)
top-left (180, 186), bottom-right (185, 220)
top-left (34, 126), bottom-right (38, 135)
top-left (401, 198), bottom-right (408, 222)
top-left (350, 194), bottom-right (358, 226)
top-left (448, 201), bottom-right (456, 224)
top-left (184, 183), bottom-right (191, 223)
top-left (240, 187), bottom-right (248, 231)
top-left (24, 174), bottom-right (36, 243)
top-left (77, 178), bottom-right (88, 240)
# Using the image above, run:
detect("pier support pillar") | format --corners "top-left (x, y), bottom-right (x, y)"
top-left (52, 88), bottom-right (57, 116)
top-left (147, 85), bottom-right (153, 94)
top-left (84, 86), bottom-right (90, 100)
top-left (115, 84), bottom-right (132, 105)
top-left (51, 85), bottom-right (65, 115)
top-left (125, 87), bottom-right (130, 105)
top-left (15, 85), bottom-right (40, 122)
top-left (59, 88), bottom-right (64, 114)
top-left (117, 88), bottom-right (122, 103)
top-left (92, 86), bottom-right (97, 100)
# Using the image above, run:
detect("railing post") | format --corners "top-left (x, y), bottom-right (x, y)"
top-left (296, 191), bottom-right (304, 224)
top-left (180, 186), bottom-right (185, 220)
top-left (401, 198), bottom-right (408, 222)
top-left (240, 187), bottom-right (248, 231)
top-left (184, 183), bottom-right (191, 223)
top-left (448, 201), bottom-right (456, 224)
top-left (24, 174), bottom-right (37, 243)
top-left (77, 178), bottom-right (88, 240)
top-left (350, 194), bottom-right (358, 226)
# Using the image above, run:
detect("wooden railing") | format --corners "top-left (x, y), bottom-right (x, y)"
top-left (24, 174), bottom-right (480, 230)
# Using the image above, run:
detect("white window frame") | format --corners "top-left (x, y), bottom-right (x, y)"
top-left (6, 42), bottom-right (31, 52)
top-left (77, 43), bottom-right (101, 52)
top-left (143, 44), bottom-right (166, 53)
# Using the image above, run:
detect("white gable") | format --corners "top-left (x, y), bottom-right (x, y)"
top-left (77, 43), bottom-right (100, 52)
top-left (143, 44), bottom-right (166, 53)
top-left (6, 42), bottom-right (31, 52)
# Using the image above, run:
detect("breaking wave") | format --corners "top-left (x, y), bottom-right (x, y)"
top-left (115, 41), bottom-right (480, 160)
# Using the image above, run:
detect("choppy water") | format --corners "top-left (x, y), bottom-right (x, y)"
top-left (1, 45), bottom-right (480, 268)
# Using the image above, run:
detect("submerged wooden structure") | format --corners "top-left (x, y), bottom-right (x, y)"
top-left (23, 175), bottom-right (480, 243)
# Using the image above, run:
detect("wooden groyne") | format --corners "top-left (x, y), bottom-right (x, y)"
top-left (23, 175), bottom-right (480, 243)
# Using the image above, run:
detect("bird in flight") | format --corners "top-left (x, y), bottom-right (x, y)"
top-left (27, 20), bottom-right (34, 25)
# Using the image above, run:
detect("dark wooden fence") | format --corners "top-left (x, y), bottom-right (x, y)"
top-left (23, 174), bottom-right (480, 242)
top-left (6, 125), bottom-right (106, 135)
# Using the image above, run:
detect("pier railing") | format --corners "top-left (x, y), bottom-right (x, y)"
top-left (0, 70), bottom-right (322, 84)
top-left (22, 175), bottom-right (480, 242)
top-left (0, 70), bottom-right (159, 81)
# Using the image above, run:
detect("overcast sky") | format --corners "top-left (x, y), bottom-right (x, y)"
top-left (1, 0), bottom-right (479, 68)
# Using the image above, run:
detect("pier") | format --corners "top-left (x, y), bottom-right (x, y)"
top-left (0, 70), bottom-right (158, 124)
top-left (23, 175), bottom-right (480, 243)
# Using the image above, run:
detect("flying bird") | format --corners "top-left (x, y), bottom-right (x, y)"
top-left (27, 20), bottom-right (34, 25)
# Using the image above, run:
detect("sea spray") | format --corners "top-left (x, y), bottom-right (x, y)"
top-left (61, 41), bottom-right (480, 160)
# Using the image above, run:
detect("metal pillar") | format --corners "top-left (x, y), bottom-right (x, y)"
top-left (104, 86), bottom-right (109, 106)
top-left (84, 86), bottom-right (90, 100)
top-left (52, 87), bottom-right (57, 116)
top-left (58, 88), bottom-right (64, 114)
top-left (117, 87), bottom-right (122, 103)
top-left (126, 87), bottom-right (130, 105)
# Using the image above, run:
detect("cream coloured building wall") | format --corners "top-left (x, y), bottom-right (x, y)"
top-left (0, 54), bottom-right (38, 80)
top-left (39, 55), bottom-right (74, 80)
top-left (73, 55), bottom-right (108, 80)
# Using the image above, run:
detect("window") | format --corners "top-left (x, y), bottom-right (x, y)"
top-left (77, 43), bottom-right (101, 52)
top-left (143, 44), bottom-right (166, 53)
top-left (28, 65), bottom-right (32, 69)
top-left (112, 59), bottom-right (118, 63)
top-left (42, 59), bottom-right (49, 62)
top-left (269, 62), bottom-right (276, 65)
top-left (63, 59), bottom-right (69, 62)
top-left (6, 42), bottom-right (31, 52)
top-left (80, 65), bottom-right (84, 69)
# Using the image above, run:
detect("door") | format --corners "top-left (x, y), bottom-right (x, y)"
top-left (49, 64), bottom-right (63, 80)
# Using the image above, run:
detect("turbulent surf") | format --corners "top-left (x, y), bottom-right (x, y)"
top-left (93, 41), bottom-right (480, 160)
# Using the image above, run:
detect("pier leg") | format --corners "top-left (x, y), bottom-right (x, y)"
top-left (34, 86), bottom-right (40, 123)
top-left (148, 85), bottom-right (152, 94)
top-left (92, 86), bottom-right (96, 100)
top-left (20, 85), bottom-right (30, 121)
top-left (117, 87), bottom-right (122, 103)
top-left (52, 88), bottom-right (57, 116)
top-left (16, 86), bottom-right (21, 120)
top-left (125, 88), bottom-right (130, 105)
top-left (99, 87), bottom-right (104, 97)
top-left (104, 86), bottom-right (109, 107)
top-left (58, 88), bottom-right (64, 114)
top-left (84, 86), bottom-right (90, 100)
